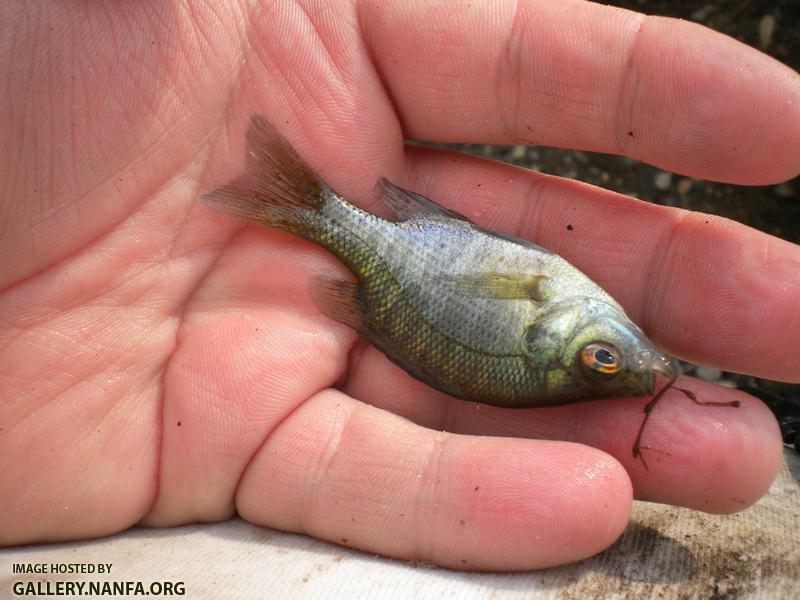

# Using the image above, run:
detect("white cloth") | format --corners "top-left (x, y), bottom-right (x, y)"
top-left (2, 450), bottom-right (798, 599)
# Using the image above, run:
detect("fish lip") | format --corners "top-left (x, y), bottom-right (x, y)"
top-left (652, 353), bottom-right (680, 381)
top-left (650, 353), bottom-right (681, 396)
top-left (635, 351), bottom-right (679, 395)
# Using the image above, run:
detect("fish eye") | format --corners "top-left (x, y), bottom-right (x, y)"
top-left (580, 343), bottom-right (621, 376)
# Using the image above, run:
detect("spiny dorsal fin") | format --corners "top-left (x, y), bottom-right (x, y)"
top-left (377, 178), bottom-right (471, 223)
top-left (482, 229), bottom-right (553, 255)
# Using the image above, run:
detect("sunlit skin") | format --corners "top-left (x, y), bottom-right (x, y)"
top-left (1, 0), bottom-right (799, 571)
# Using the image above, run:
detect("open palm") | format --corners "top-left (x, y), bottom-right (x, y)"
top-left (2, 1), bottom-right (799, 570)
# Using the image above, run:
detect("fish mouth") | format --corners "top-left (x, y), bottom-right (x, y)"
top-left (636, 351), bottom-right (680, 395)
top-left (651, 353), bottom-right (680, 382)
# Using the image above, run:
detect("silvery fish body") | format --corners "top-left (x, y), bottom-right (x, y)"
top-left (202, 116), bottom-right (679, 409)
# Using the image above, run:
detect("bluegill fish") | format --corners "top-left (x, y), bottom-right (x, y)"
top-left (202, 116), bottom-right (738, 465)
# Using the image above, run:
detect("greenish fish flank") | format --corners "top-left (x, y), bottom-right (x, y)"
top-left (202, 115), bottom-right (738, 465)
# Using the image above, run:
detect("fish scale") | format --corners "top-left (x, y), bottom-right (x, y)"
top-left (301, 197), bottom-right (540, 403)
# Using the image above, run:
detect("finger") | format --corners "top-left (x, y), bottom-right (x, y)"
top-left (236, 388), bottom-right (633, 571)
top-left (397, 147), bottom-right (800, 382)
top-left (144, 227), bottom-right (356, 525)
top-left (358, 0), bottom-right (800, 183)
top-left (342, 345), bottom-right (783, 514)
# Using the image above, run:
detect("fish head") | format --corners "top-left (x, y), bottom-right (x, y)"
top-left (526, 298), bottom-right (678, 400)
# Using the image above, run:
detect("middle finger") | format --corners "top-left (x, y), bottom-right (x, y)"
top-left (343, 342), bottom-right (782, 513)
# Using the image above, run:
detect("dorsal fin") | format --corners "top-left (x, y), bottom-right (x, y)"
top-left (376, 178), bottom-right (471, 222)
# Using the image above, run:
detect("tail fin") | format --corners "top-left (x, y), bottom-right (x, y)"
top-left (201, 115), bottom-right (327, 233)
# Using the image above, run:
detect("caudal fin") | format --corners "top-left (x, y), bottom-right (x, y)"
top-left (201, 115), bottom-right (326, 233)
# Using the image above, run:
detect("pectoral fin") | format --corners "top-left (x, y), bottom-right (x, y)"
top-left (441, 272), bottom-right (549, 302)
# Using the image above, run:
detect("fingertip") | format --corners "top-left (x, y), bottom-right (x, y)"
top-left (629, 383), bottom-right (784, 513)
top-left (630, 17), bottom-right (800, 184)
top-left (698, 394), bottom-right (784, 515)
top-left (442, 440), bottom-right (633, 570)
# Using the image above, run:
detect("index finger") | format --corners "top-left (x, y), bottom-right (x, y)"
top-left (358, 0), bottom-right (800, 184)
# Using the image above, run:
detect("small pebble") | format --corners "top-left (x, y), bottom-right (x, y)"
top-left (654, 171), bottom-right (672, 191)
top-left (759, 14), bottom-right (776, 50)
top-left (695, 366), bottom-right (723, 383)
top-left (677, 178), bottom-right (693, 196)
top-left (775, 182), bottom-right (794, 198)
top-left (691, 5), bottom-right (715, 22)
top-left (510, 145), bottom-right (526, 161)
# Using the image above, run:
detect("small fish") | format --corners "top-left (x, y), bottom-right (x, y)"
top-left (202, 115), bottom-right (738, 467)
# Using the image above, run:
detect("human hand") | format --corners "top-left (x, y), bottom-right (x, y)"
top-left (2, 0), bottom-right (798, 571)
